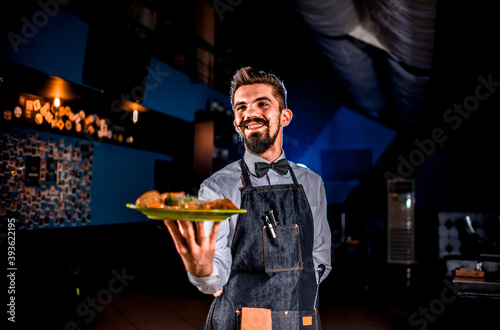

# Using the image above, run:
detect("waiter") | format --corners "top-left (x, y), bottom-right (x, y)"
top-left (164, 67), bottom-right (332, 329)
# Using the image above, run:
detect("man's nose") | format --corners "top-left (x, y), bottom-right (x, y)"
top-left (243, 104), bottom-right (261, 118)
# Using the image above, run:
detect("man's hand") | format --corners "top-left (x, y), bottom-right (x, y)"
top-left (163, 220), bottom-right (221, 277)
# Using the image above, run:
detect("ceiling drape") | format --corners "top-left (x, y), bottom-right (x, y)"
top-left (293, 0), bottom-right (437, 125)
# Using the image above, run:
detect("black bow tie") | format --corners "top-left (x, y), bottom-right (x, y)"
top-left (255, 158), bottom-right (289, 178)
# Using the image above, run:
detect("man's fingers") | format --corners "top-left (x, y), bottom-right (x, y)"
top-left (163, 220), bottom-right (188, 253)
top-left (176, 220), bottom-right (186, 236)
top-left (209, 221), bottom-right (221, 242)
top-left (163, 219), bottom-right (218, 277)
top-left (196, 221), bottom-right (210, 239)
top-left (196, 221), bottom-right (221, 244)
top-left (164, 219), bottom-right (220, 248)
top-left (164, 220), bottom-right (180, 239)
top-left (178, 220), bottom-right (198, 245)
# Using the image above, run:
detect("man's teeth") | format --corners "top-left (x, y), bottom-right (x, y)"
top-left (247, 124), bottom-right (263, 129)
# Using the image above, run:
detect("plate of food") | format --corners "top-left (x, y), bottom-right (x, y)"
top-left (126, 190), bottom-right (246, 221)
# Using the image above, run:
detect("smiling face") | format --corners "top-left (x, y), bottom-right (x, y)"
top-left (233, 83), bottom-right (292, 160)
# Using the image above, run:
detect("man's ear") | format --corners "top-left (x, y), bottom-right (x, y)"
top-left (281, 109), bottom-right (293, 127)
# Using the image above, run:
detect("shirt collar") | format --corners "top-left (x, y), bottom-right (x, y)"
top-left (243, 150), bottom-right (287, 177)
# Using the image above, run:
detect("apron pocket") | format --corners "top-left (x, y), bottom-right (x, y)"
top-left (238, 307), bottom-right (272, 330)
top-left (263, 224), bottom-right (303, 272)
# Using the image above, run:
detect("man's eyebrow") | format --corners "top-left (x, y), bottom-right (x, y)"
top-left (234, 96), bottom-right (273, 108)
top-left (234, 100), bottom-right (246, 108)
top-left (254, 96), bottom-right (273, 104)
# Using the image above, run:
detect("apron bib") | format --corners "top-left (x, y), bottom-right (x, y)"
top-left (205, 161), bottom-right (321, 330)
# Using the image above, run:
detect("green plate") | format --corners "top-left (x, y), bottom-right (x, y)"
top-left (126, 203), bottom-right (246, 221)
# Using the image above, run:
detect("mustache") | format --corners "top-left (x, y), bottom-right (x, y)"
top-left (238, 117), bottom-right (269, 128)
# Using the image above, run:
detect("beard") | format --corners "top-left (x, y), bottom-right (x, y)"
top-left (238, 117), bottom-right (280, 156)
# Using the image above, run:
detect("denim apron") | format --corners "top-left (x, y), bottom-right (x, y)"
top-left (205, 161), bottom-right (321, 329)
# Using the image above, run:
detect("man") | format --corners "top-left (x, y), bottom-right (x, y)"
top-left (164, 67), bottom-right (332, 329)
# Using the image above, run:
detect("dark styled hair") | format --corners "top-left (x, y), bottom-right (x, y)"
top-left (230, 67), bottom-right (287, 110)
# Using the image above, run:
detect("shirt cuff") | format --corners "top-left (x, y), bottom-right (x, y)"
top-left (187, 265), bottom-right (221, 295)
